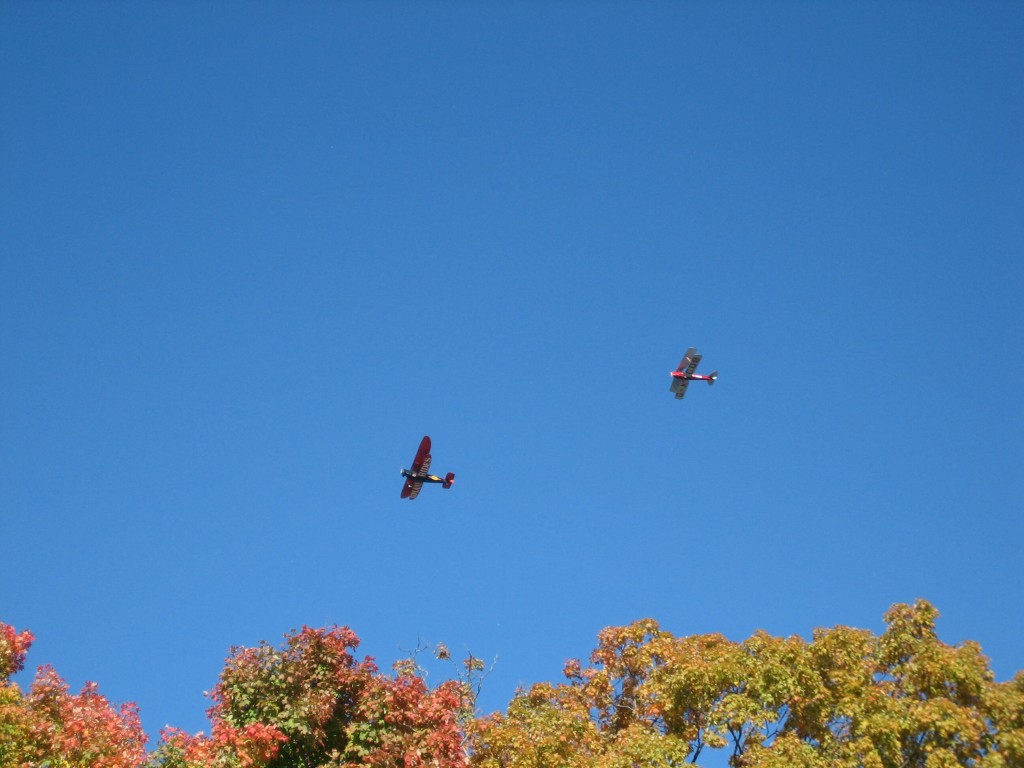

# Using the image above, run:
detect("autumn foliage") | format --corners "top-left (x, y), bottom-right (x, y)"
top-left (147, 625), bottom-right (467, 768)
top-left (0, 623), bottom-right (147, 767)
top-left (471, 601), bottom-right (1024, 768)
top-left (2, 601), bottom-right (1022, 768)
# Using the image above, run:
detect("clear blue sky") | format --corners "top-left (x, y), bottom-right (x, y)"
top-left (2, 0), bottom-right (1022, 753)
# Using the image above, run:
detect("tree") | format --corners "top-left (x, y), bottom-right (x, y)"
top-left (5, 603), bottom-right (1022, 767)
top-left (469, 601), bottom-right (1024, 767)
top-left (0, 620), bottom-right (148, 768)
top-left (148, 625), bottom-right (468, 768)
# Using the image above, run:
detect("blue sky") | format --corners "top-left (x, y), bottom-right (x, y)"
top-left (2, 0), bottom-right (1022, 754)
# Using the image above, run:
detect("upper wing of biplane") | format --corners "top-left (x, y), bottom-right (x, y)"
top-left (677, 348), bottom-right (703, 376)
top-left (410, 436), bottom-right (431, 471)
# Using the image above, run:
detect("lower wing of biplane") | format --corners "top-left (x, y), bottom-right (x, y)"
top-left (669, 374), bottom-right (691, 399)
top-left (400, 435), bottom-right (455, 499)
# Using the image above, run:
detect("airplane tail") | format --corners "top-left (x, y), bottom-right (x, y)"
top-left (443, 472), bottom-right (455, 489)
top-left (708, 371), bottom-right (718, 385)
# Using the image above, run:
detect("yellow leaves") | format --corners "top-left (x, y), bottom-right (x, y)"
top-left (740, 731), bottom-right (831, 768)
top-left (469, 684), bottom-right (601, 768)
top-left (923, 746), bottom-right (962, 768)
top-left (394, 658), bottom-right (420, 678)
top-left (879, 598), bottom-right (941, 669)
top-left (470, 694), bottom-right (694, 768)
top-left (982, 670), bottom-right (1024, 766)
top-left (469, 602), bottom-right (1021, 768)
top-left (590, 620), bottom-right (665, 680)
top-left (595, 724), bottom-right (689, 768)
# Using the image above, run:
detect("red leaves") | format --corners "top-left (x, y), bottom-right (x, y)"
top-left (354, 675), bottom-right (467, 767)
top-left (1, 619), bottom-right (468, 767)
top-left (32, 667), bottom-right (148, 765)
top-left (158, 722), bottom-right (288, 767)
top-left (196, 624), bottom-right (469, 768)
top-left (213, 722), bottom-right (289, 767)
top-left (0, 621), bottom-right (34, 679)
top-left (0, 645), bottom-right (148, 768)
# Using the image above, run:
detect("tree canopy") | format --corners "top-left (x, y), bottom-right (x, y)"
top-left (2, 600), bottom-right (1021, 767)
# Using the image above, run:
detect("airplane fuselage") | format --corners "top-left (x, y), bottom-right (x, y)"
top-left (401, 469), bottom-right (446, 483)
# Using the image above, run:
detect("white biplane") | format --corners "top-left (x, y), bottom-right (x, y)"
top-left (669, 347), bottom-right (718, 400)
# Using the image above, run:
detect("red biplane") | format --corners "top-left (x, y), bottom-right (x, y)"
top-left (669, 347), bottom-right (718, 400)
top-left (400, 435), bottom-right (455, 499)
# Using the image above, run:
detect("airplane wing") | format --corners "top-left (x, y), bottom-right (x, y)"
top-left (404, 478), bottom-right (425, 499)
top-left (410, 436), bottom-right (431, 473)
top-left (670, 376), bottom-right (691, 399)
top-left (684, 353), bottom-right (703, 376)
top-left (675, 348), bottom-right (698, 373)
top-left (404, 458), bottom-right (431, 499)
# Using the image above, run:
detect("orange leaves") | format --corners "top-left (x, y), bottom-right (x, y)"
top-left (209, 722), bottom-right (289, 767)
top-left (562, 658), bottom-right (584, 681)
top-left (590, 619), bottom-right (664, 676)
